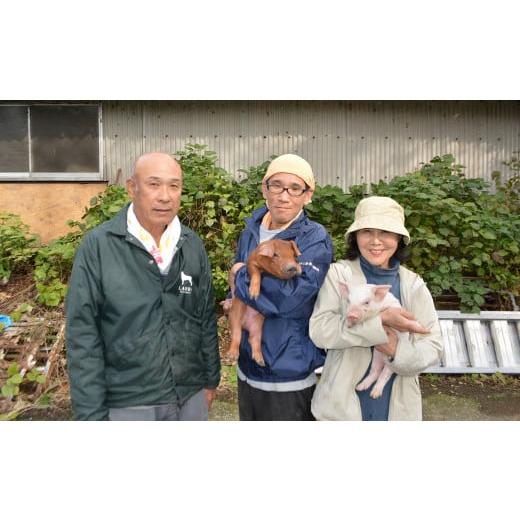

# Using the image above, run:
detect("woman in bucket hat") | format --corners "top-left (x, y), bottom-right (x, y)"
top-left (309, 196), bottom-right (443, 420)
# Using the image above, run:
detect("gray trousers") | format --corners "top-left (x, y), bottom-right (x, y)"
top-left (109, 389), bottom-right (208, 421)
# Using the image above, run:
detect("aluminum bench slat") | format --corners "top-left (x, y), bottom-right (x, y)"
top-left (463, 320), bottom-right (498, 368)
top-left (423, 311), bottom-right (520, 374)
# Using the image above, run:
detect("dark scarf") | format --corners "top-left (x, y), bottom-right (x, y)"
top-left (356, 254), bottom-right (401, 421)
top-left (359, 255), bottom-right (401, 303)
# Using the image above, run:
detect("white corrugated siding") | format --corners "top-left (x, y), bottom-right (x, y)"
top-left (102, 101), bottom-right (520, 189)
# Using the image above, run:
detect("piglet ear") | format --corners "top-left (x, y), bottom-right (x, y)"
top-left (339, 282), bottom-right (349, 297)
top-left (290, 240), bottom-right (302, 258)
top-left (373, 285), bottom-right (392, 301)
top-left (257, 241), bottom-right (275, 257)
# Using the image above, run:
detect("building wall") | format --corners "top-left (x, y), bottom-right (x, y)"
top-left (0, 182), bottom-right (107, 243)
top-left (101, 100), bottom-right (520, 190)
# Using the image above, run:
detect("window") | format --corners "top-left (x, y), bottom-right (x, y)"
top-left (0, 103), bottom-right (103, 181)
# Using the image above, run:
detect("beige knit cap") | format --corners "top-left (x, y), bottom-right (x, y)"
top-left (345, 196), bottom-right (411, 244)
top-left (263, 154), bottom-right (315, 191)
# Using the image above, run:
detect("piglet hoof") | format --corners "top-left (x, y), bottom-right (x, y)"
top-left (248, 280), bottom-right (261, 300)
top-left (356, 381), bottom-right (369, 392)
top-left (252, 353), bottom-right (266, 367)
top-left (370, 389), bottom-right (382, 399)
top-left (248, 288), bottom-right (260, 300)
top-left (220, 299), bottom-right (233, 315)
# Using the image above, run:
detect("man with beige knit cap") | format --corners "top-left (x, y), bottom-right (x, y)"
top-left (230, 153), bottom-right (333, 420)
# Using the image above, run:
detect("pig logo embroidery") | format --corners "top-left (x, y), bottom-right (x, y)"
top-left (179, 271), bottom-right (193, 294)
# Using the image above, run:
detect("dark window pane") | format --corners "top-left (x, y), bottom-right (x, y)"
top-left (0, 106), bottom-right (29, 172)
top-left (31, 105), bottom-right (99, 172)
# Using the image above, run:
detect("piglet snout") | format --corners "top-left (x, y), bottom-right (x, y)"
top-left (347, 310), bottom-right (362, 326)
top-left (283, 263), bottom-right (301, 276)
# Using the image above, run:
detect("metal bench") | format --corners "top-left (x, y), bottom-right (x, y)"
top-left (426, 311), bottom-right (520, 374)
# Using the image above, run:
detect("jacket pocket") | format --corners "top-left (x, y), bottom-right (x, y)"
top-left (106, 331), bottom-right (155, 369)
top-left (172, 318), bottom-right (205, 385)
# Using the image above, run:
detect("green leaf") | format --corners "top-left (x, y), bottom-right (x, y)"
top-left (7, 363), bottom-right (20, 377)
top-left (474, 294), bottom-right (485, 306)
top-left (480, 230), bottom-right (496, 240)
top-left (1, 384), bottom-right (15, 398)
top-left (36, 393), bottom-right (51, 406)
top-left (9, 374), bottom-right (23, 385)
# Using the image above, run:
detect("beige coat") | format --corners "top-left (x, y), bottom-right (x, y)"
top-left (310, 259), bottom-right (443, 420)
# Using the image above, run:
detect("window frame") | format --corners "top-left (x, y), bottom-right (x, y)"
top-left (0, 102), bottom-right (104, 182)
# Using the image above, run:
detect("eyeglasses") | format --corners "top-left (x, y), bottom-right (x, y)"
top-left (265, 182), bottom-right (309, 197)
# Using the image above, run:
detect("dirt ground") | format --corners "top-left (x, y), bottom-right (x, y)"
top-left (10, 369), bottom-right (519, 421)
top-left (209, 370), bottom-right (520, 421)
top-left (420, 373), bottom-right (520, 421)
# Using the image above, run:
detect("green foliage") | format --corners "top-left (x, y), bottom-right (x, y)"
top-left (491, 152), bottom-right (520, 214)
top-left (176, 144), bottom-right (262, 300)
top-left (34, 232), bottom-right (80, 306)
top-left (35, 392), bottom-right (51, 406)
top-left (306, 184), bottom-right (365, 259)
top-left (1, 363), bottom-right (23, 398)
top-left (11, 301), bottom-right (34, 322)
top-left (298, 153), bottom-right (519, 311)
top-left (1, 362), bottom-right (46, 399)
top-left (0, 213), bottom-right (39, 283)
top-left (369, 154), bottom-right (520, 312)
top-left (236, 158), bottom-right (272, 201)
top-left (2, 147), bottom-right (519, 313)
top-left (33, 184), bottom-right (130, 307)
top-left (68, 184), bottom-right (130, 233)
top-left (26, 368), bottom-right (46, 385)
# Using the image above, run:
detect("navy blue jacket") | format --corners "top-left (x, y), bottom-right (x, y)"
top-left (233, 206), bottom-right (333, 383)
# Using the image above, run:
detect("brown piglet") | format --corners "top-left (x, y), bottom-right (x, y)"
top-left (226, 239), bottom-right (302, 366)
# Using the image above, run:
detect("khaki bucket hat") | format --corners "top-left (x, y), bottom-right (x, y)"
top-left (345, 196), bottom-right (411, 244)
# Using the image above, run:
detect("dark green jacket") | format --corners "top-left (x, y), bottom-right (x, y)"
top-left (65, 204), bottom-right (220, 420)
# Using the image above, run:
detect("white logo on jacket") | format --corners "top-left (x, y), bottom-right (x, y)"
top-left (179, 271), bottom-right (193, 294)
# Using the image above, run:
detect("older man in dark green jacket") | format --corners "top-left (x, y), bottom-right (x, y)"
top-left (66, 152), bottom-right (220, 420)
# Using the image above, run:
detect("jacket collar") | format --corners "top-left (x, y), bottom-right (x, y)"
top-left (245, 205), bottom-right (310, 240)
top-left (106, 203), bottom-right (191, 240)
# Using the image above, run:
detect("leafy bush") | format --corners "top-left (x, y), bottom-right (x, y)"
top-left (370, 155), bottom-right (520, 311)
top-left (34, 233), bottom-right (80, 306)
top-left (176, 144), bottom-right (263, 300)
top-left (68, 184), bottom-right (130, 233)
top-left (306, 184), bottom-right (364, 259)
top-left (492, 152), bottom-right (520, 214)
top-left (0, 213), bottom-right (39, 284)
top-left (303, 154), bottom-right (519, 312)
top-left (3, 146), bottom-right (518, 312)
top-left (1, 362), bottom-right (45, 399)
top-left (34, 185), bottom-right (130, 306)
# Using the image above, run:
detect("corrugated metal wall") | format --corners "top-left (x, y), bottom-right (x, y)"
top-left (102, 101), bottom-right (520, 189)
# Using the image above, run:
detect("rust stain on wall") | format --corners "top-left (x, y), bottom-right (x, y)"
top-left (0, 182), bottom-right (108, 243)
